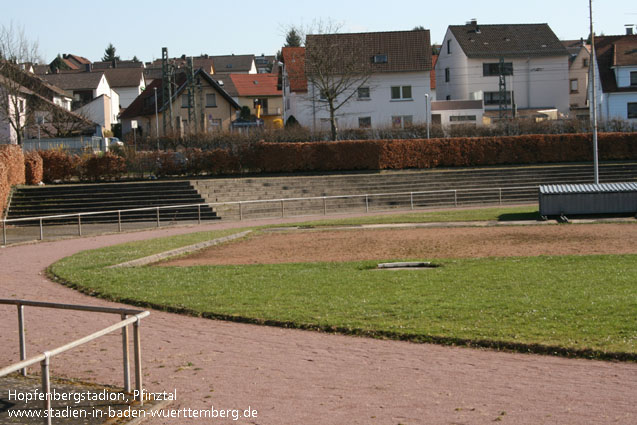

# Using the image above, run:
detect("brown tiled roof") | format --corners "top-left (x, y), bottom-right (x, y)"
top-left (62, 54), bottom-right (91, 70)
top-left (594, 34), bottom-right (637, 93)
top-left (121, 69), bottom-right (239, 119)
top-left (282, 47), bottom-right (306, 93)
top-left (449, 23), bottom-right (568, 58)
top-left (305, 30), bottom-right (432, 74)
top-left (103, 68), bottom-right (144, 88)
top-left (42, 72), bottom-right (105, 90)
top-left (613, 39), bottom-right (637, 66)
top-left (229, 73), bottom-right (281, 96)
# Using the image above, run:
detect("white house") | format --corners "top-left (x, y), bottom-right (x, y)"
top-left (0, 84), bottom-right (27, 144)
top-left (43, 71), bottom-right (120, 130)
top-left (562, 39), bottom-right (591, 116)
top-left (592, 32), bottom-right (637, 123)
top-left (283, 30), bottom-right (433, 131)
top-left (436, 21), bottom-right (570, 119)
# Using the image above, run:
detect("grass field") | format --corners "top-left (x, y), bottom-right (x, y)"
top-left (48, 206), bottom-right (637, 360)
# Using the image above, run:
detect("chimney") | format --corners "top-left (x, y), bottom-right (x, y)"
top-left (85, 63), bottom-right (92, 72)
top-left (626, 25), bottom-right (634, 35)
top-left (112, 58), bottom-right (117, 68)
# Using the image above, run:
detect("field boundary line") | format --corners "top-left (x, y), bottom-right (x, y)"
top-left (109, 230), bottom-right (252, 268)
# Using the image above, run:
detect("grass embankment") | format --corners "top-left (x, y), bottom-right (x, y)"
top-left (48, 207), bottom-right (637, 360)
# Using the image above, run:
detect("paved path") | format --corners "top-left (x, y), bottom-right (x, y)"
top-left (1, 214), bottom-right (636, 424)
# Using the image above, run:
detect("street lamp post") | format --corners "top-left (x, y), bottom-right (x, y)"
top-left (425, 93), bottom-right (430, 139)
top-left (589, 0), bottom-right (599, 184)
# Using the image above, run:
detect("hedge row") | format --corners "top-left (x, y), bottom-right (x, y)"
top-left (0, 145), bottom-right (25, 214)
top-left (29, 132), bottom-right (637, 182)
top-left (24, 152), bottom-right (43, 185)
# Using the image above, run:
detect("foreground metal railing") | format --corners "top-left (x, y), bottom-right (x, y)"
top-left (1, 185), bottom-right (540, 245)
top-left (0, 299), bottom-right (150, 424)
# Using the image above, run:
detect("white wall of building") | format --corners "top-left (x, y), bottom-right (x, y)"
top-left (291, 71), bottom-right (431, 130)
top-left (436, 29), bottom-right (570, 114)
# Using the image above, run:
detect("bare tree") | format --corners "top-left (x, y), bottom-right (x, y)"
top-left (0, 23), bottom-right (40, 144)
top-left (296, 22), bottom-right (372, 140)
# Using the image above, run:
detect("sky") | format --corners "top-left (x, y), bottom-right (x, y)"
top-left (1, 0), bottom-right (636, 64)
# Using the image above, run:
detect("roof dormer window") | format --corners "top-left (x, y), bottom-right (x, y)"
top-left (372, 54), bottom-right (388, 64)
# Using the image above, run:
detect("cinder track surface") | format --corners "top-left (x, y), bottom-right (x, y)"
top-left (1, 213), bottom-right (635, 424)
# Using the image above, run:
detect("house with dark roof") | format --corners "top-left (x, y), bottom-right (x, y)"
top-left (120, 69), bottom-right (240, 137)
top-left (284, 30), bottom-right (433, 130)
top-left (229, 73), bottom-right (282, 128)
top-left (436, 20), bottom-right (570, 119)
top-left (592, 31), bottom-right (637, 123)
top-left (101, 68), bottom-right (146, 109)
top-left (42, 71), bottom-right (120, 131)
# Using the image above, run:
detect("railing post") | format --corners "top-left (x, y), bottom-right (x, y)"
top-left (156, 207), bottom-right (160, 228)
top-left (18, 304), bottom-right (27, 376)
top-left (39, 218), bottom-right (44, 241)
top-left (118, 211), bottom-right (122, 232)
top-left (133, 318), bottom-right (143, 405)
top-left (281, 200), bottom-right (284, 218)
top-left (239, 202), bottom-right (243, 221)
top-left (2, 219), bottom-right (6, 246)
top-left (365, 195), bottom-right (369, 213)
top-left (197, 204), bottom-right (201, 224)
top-left (77, 215), bottom-right (82, 236)
top-left (499, 188), bottom-right (502, 205)
top-left (41, 353), bottom-right (52, 425)
top-left (454, 190), bottom-right (458, 207)
top-left (410, 192), bottom-right (414, 210)
top-left (323, 196), bottom-right (327, 215)
top-left (121, 314), bottom-right (130, 393)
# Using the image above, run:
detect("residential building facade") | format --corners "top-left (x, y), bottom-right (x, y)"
top-left (592, 32), bottom-right (637, 123)
top-left (284, 30), bottom-right (433, 131)
top-left (120, 69), bottom-right (240, 137)
top-left (436, 21), bottom-right (570, 118)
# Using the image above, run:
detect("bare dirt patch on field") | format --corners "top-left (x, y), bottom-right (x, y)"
top-left (161, 222), bottom-right (637, 266)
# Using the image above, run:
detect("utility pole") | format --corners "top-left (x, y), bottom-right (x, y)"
top-left (589, 0), bottom-right (600, 184)
top-left (498, 57), bottom-right (508, 119)
top-left (161, 47), bottom-right (174, 135)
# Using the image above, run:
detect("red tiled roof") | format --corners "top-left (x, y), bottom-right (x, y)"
top-left (282, 47), bottom-right (307, 93)
top-left (229, 73), bottom-right (281, 96)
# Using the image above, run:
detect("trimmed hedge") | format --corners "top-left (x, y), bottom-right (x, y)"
top-left (27, 132), bottom-right (637, 181)
top-left (0, 145), bottom-right (25, 214)
top-left (25, 152), bottom-right (44, 185)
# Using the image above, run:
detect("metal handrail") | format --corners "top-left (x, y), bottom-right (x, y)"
top-left (0, 299), bottom-right (150, 425)
top-left (1, 185), bottom-right (540, 245)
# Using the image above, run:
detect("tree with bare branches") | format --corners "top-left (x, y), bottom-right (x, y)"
top-left (296, 22), bottom-right (373, 140)
top-left (0, 23), bottom-right (40, 144)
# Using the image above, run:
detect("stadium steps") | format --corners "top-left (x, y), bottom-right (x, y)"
top-left (7, 181), bottom-right (218, 224)
top-left (192, 162), bottom-right (637, 218)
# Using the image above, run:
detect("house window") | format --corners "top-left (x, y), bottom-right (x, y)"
top-left (372, 54), bottom-right (387, 64)
top-left (392, 115), bottom-right (413, 128)
top-left (630, 71), bottom-right (637, 87)
top-left (449, 115), bottom-right (477, 122)
top-left (391, 86), bottom-right (412, 100)
top-left (628, 103), bottom-right (637, 119)
top-left (447, 39), bottom-right (451, 54)
top-left (570, 79), bottom-right (579, 93)
top-left (358, 117), bottom-right (372, 128)
top-left (582, 58), bottom-right (589, 67)
top-left (483, 62), bottom-right (513, 76)
top-left (484, 91), bottom-right (512, 105)
top-left (445, 68), bottom-right (450, 82)
top-left (181, 95), bottom-right (190, 108)
top-left (357, 87), bottom-right (370, 100)
top-left (446, 95), bottom-right (451, 100)
top-left (206, 94), bottom-right (217, 107)
top-left (18, 99), bottom-right (25, 113)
